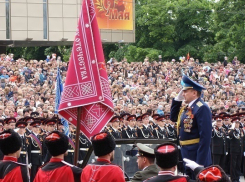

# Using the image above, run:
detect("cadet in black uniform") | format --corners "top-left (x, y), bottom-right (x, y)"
top-left (64, 124), bottom-right (75, 164)
top-left (153, 116), bottom-right (168, 139)
top-left (42, 119), bottom-right (57, 163)
top-left (211, 116), bottom-right (226, 170)
top-left (222, 114), bottom-right (231, 174)
top-left (78, 132), bottom-right (91, 165)
top-left (109, 116), bottom-right (122, 139)
top-left (16, 120), bottom-right (31, 164)
top-left (229, 117), bottom-right (244, 182)
top-left (122, 115), bottom-right (137, 139)
top-left (28, 119), bottom-right (43, 182)
top-left (137, 113), bottom-right (153, 138)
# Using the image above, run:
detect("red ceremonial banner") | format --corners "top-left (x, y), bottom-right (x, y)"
top-left (58, 0), bottom-right (114, 139)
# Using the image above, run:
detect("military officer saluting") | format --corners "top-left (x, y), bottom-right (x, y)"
top-left (153, 116), bottom-right (167, 139)
top-left (109, 116), bottom-right (122, 139)
top-left (122, 115), bottom-right (137, 139)
top-left (211, 116), bottom-right (226, 170)
top-left (170, 75), bottom-right (212, 179)
top-left (137, 113), bottom-right (153, 138)
top-left (16, 120), bottom-right (31, 164)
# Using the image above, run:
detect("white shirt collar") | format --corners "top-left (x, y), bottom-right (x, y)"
top-left (143, 124), bottom-right (149, 128)
top-left (188, 98), bottom-right (198, 107)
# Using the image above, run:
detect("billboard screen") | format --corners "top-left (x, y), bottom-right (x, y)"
top-left (94, 0), bottom-right (133, 30)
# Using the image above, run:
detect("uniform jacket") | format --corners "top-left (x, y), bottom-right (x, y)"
top-left (18, 134), bottom-right (31, 164)
top-left (0, 156), bottom-right (29, 182)
top-left (122, 126), bottom-right (137, 139)
top-left (78, 133), bottom-right (91, 161)
top-left (211, 127), bottom-right (226, 155)
top-left (34, 158), bottom-right (82, 182)
top-left (81, 158), bottom-right (124, 182)
top-left (153, 127), bottom-right (167, 139)
top-left (137, 125), bottom-right (153, 139)
top-left (28, 133), bottom-right (43, 165)
top-left (229, 129), bottom-right (243, 154)
top-left (110, 127), bottom-right (121, 139)
top-left (131, 164), bottom-right (159, 182)
top-left (170, 98), bottom-right (212, 167)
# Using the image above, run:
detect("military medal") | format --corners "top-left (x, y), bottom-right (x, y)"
top-left (183, 107), bottom-right (194, 133)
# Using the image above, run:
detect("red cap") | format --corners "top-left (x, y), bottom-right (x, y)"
top-left (46, 133), bottom-right (60, 141)
top-left (94, 132), bottom-right (107, 140)
top-left (198, 167), bottom-right (222, 182)
top-left (157, 145), bottom-right (175, 153)
top-left (0, 133), bottom-right (11, 139)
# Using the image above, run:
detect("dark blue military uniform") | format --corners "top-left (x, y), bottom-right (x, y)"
top-left (170, 75), bottom-right (212, 179)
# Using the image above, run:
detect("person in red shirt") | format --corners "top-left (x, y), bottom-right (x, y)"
top-left (81, 131), bottom-right (125, 182)
top-left (0, 129), bottom-right (29, 182)
top-left (34, 131), bottom-right (82, 182)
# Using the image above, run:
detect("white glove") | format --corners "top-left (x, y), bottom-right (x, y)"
top-left (175, 89), bottom-right (184, 101)
top-left (244, 152), bottom-right (245, 157)
top-left (183, 158), bottom-right (201, 171)
top-left (78, 160), bottom-right (83, 164)
top-left (178, 145), bottom-right (181, 149)
top-left (123, 156), bottom-right (130, 162)
top-left (226, 152), bottom-right (228, 155)
top-left (42, 162), bottom-right (44, 165)
top-left (28, 163), bottom-right (32, 169)
top-left (231, 123), bottom-right (235, 130)
top-left (91, 159), bottom-right (95, 163)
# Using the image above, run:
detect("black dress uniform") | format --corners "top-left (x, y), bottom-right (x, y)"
top-left (166, 124), bottom-right (177, 139)
top-left (109, 127), bottom-right (121, 139)
top-left (211, 126), bottom-right (226, 170)
top-left (229, 124), bottom-right (243, 182)
top-left (137, 125), bottom-right (153, 138)
top-left (18, 134), bottom-right (31, 164)
top-left (153, 126), bottom-right (167, 139)
top-left (78, 133), bottom-right (91, 163)
top-left (64, 133), bottom-right (75, 164)
top-left (222, 120), bottom-right (231, 174)
top-left (29, 132), bottom-right (43, 182)
top-left (122, 126), bottom-right (137, 139)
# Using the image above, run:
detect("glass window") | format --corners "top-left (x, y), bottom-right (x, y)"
top-left (5, 0), bottom-right (10, 39)
top-left (43, 0), bottom-right (48, 39)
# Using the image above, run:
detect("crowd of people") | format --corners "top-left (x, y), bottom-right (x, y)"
top-left (0, 52), bottom-right (244, 182)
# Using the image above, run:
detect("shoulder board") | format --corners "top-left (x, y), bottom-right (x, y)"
top-left (196, 101), bottom-right (203, 107)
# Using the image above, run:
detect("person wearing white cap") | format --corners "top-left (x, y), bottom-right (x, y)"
top-left (131, 143), bottom-right (159, 182)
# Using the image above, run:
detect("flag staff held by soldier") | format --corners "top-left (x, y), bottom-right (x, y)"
top-left (170, 75), bottom-right (212, 179)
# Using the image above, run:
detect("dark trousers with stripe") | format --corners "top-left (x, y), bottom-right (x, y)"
top-left (230, 153), bottom-right (242, 182)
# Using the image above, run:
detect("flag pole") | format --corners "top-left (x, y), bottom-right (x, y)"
top-left (74, 106), bottom-right (81, 166)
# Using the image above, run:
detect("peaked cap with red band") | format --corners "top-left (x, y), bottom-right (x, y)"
top-left (45, 119), bottom-right (57, 126)
top-left (127, 115), bottom-right (136, 121)
top-left (110, 116), bottom-right (120, 123)
top-left (231, 117), bottom-right (240, 123)
top-left (16, 121), bottom-right (27, 128)
top-left (154, 142), bottom-right (178, 169)
top-left (141, 113), bottom-right (150, 120)
top-left (5, 117), bottom-right (16, 124)
top-left (197, 165), bottom-right (230, 182)
top-left (213, 116), bottom-right (223, 121)
top-left (45, 131), bottom-right (68, 156)
top-left (0, 129), bottom-right (22, 155)
top-left (91, 132), bottom-right (115, 157)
